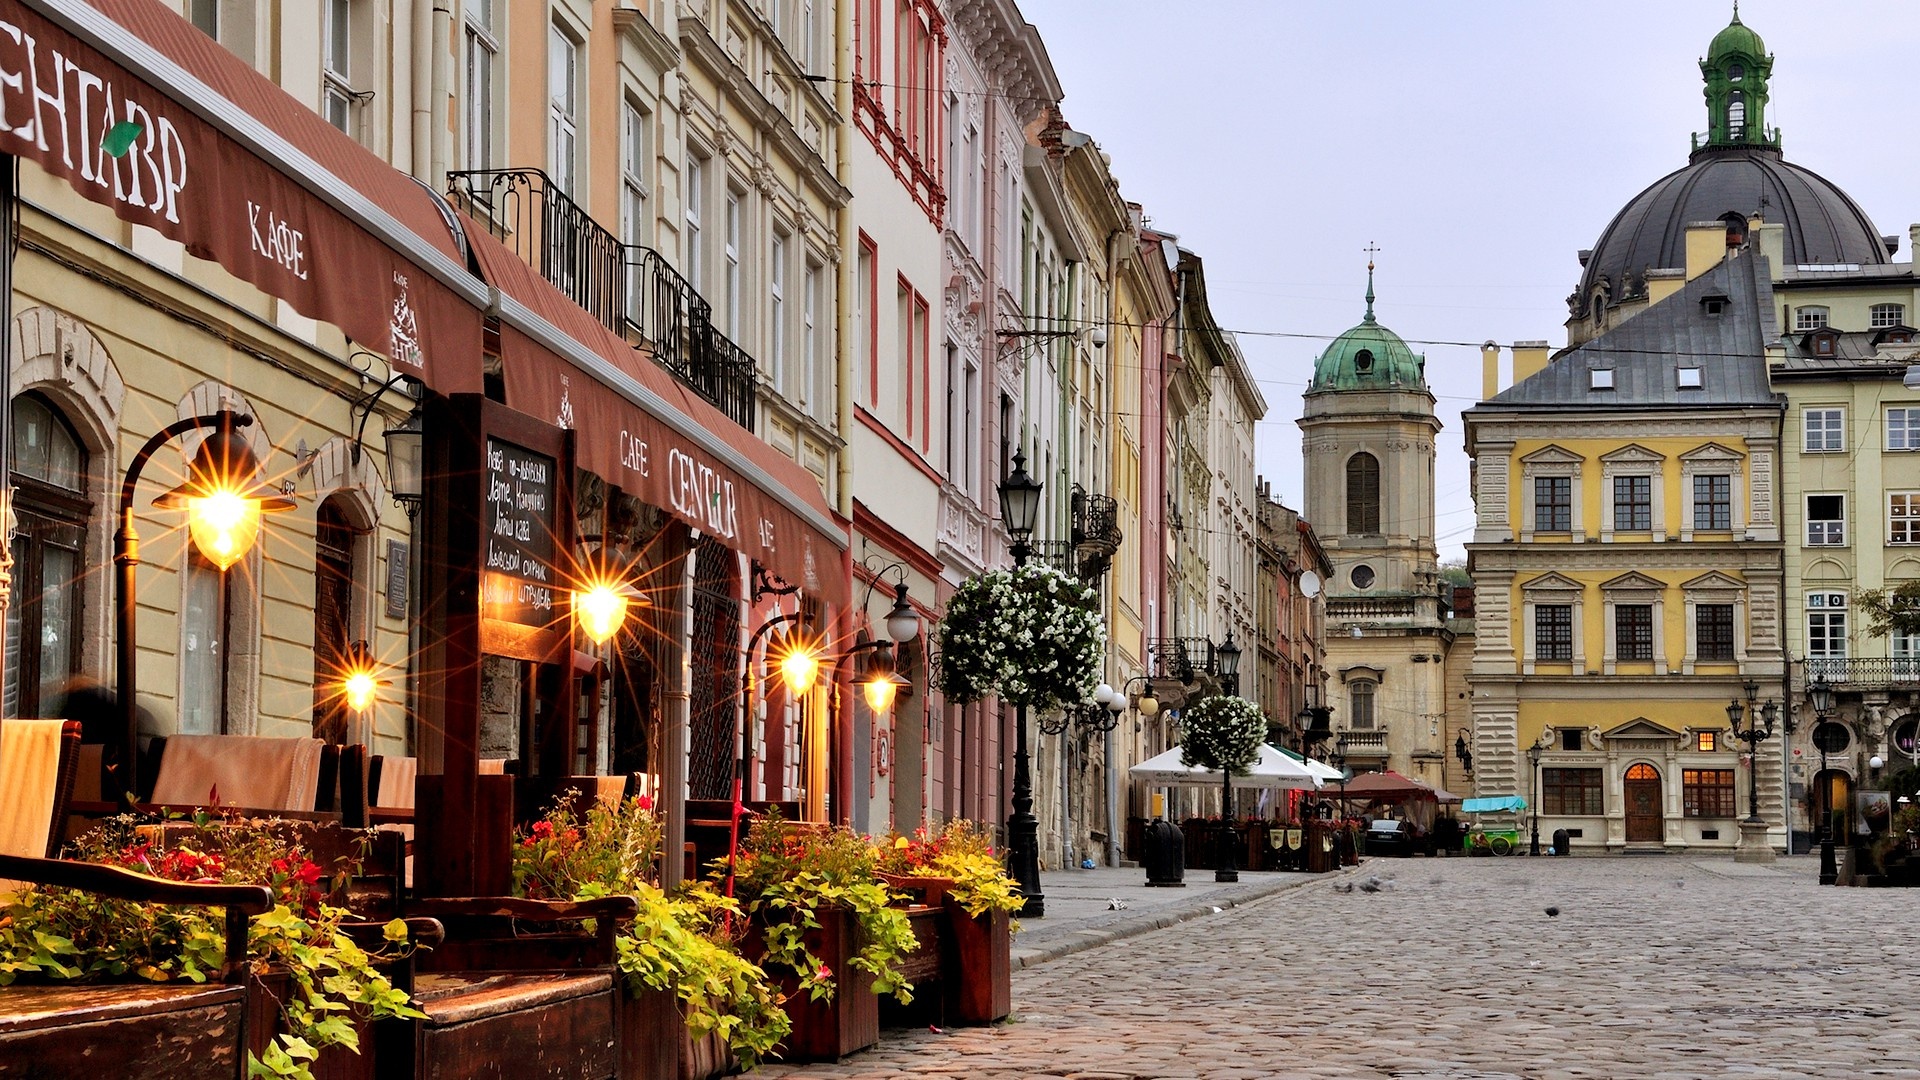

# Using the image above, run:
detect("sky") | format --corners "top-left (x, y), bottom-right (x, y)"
top-left (1015, 0), bottom-right (1920, 562)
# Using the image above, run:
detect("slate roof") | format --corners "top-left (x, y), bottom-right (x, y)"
top-left (1476, 250), bottom-right (1779, 411)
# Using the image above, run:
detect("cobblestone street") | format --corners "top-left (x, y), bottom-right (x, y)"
top-left (746, 857), bottom-right (1920, 1079)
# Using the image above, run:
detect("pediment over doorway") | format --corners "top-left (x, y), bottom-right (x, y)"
top-left (1601, 717), bottom-right (1681, 742)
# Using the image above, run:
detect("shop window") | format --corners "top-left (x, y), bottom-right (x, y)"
top-left (1543, 767), bottom-right (1603, 815)
top-left (5, 394), bottom-right (90, 719)
top-left (1683, 769), bottom-right (1736, 817)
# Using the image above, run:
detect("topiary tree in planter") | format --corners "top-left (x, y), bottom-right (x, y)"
top-left (1180, 694), bottom-right (1266, 883)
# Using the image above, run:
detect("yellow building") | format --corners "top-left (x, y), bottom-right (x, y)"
top-left (1466, 245), bottom-right (1787, 854)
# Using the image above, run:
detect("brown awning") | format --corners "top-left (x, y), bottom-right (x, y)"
top-left (3, 0), bottom-right (483, 393)
top-left (466, 228), bottom-right (849, 602)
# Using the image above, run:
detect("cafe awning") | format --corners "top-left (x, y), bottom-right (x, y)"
top-left (466, 227), bottom-right (850, 602)
top-left (5, 0), bottom-right (484, 392)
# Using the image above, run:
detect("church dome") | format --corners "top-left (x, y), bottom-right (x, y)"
top-left (1310, 267), bottom-right (1425, 392)
top-left (1571, 11), bottom-right (1892, 319)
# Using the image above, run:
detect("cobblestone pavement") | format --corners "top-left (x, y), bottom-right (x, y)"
top-left (744, 856), bottom-right (1920, 1079)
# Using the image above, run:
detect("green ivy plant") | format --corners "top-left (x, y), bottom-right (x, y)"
top-left (0, 815), bottom-right (422, 1080)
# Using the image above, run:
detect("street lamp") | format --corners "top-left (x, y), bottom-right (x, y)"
top-left (997, 448), bottom-right (1046, 914)
top-left (1809, 674), bottom-right (1838, 885)
top-left (115, 412), bottom-right (292, 804)
top-left (1212, 638), bottom-right (1246, 884)
top-left (1725, 682), bottom-right (1780, 824)
top-left (1527, 739), bottom-right (1544, 856)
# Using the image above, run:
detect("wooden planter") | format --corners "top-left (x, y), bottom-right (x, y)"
top-left (246, 971), bottom-right (377, 1080)
top-left (616, 983), bottom-right (682, 1080)
top-left (940, 897), bottom-right (1010, 1025)
top-left (760, 906), bottom-right (878, 1063)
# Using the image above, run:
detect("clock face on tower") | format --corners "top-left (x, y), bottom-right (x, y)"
top-left (1350, 564), bottom-right (1376, 590)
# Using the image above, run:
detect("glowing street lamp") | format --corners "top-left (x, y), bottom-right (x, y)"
top-left (778, 642), bottom-right (821, 697)
top-left (339, 640), bottom-right (388, 714)
top-left (575, 577), bottom-right (639, 645)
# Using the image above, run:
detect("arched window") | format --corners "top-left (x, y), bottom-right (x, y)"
top-left (1727, 91), bottom-right (1745, 138)
top-left (6, 393), bottom-right (91, 717)
top-left (1348, 680), bottom-right (1376, 729)
top-left (311, 496), bottom-right (357, 744)
top-left (1346, 453), bottom-right (1381, 534)
top-left (1728, 62), bottom-right (1744, 83)
top-left (1353, 348), bottom-right (1374, 374)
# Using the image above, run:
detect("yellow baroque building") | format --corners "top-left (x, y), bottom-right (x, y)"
top-left (1466, 246), bottom-right (1787, 854)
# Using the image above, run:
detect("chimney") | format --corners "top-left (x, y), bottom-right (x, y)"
top-left (1512, 341), bottom-right (1550, 385)
top-left (1685, 221), bottom-right (1727, 281)
top-left (1754, 220), bottom-right (1786, 274)
top-left (1482, 341), bottom-right (1501, 399)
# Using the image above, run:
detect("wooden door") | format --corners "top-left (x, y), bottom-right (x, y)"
top-left (1624, 763), bottom-right (1663, 842)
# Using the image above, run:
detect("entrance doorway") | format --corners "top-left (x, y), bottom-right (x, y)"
top-left (1624, 763), bottom-right (1663, 842)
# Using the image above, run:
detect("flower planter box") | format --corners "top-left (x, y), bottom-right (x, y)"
top-left (0, 982), bottom-right (247, 1080)
top-left (678, 1024), bottom-right (736, 1080)
top-left (940, 897), bottom-right (1010, 1025)
top-left (246, 971), bottom-right (377, 1080)
top-left (614, 983), bottom-right (682, 1080)
top-left (760, 906), bottom-right (878, 1062)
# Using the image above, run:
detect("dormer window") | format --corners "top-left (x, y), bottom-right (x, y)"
top-left (1701, 293), bottom-right (1728, 316)
top-left (1812, 333), bottom-right (1837, 358)
top-left (1591, 369), bottom-right (1615, 390)
top-left (1354, 348), bottom-right (1374, 374)
top-left (1678, 367), bottom-right (1703, 389)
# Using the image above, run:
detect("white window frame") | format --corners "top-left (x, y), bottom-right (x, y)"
top-left (724, 190), bottom-right (743, 340)
top-left (1892, 492), bottom-right (1920, 545)
top-left (1677, 366), bottom-right (1703, 389)
top-left (548, 23), bottom-right (580, 195)
top-left (464, 2), bottom-right (497, 170)
top-left (1806, 592), bottom-right (1848, 682)
top-left (1889, 407), bottom-right (1919, 452)
top-left (1805, 493), bottom-right (1847, 547)
top-left (768, 229), bottom-right (787, 392)
top-left (1872, 303), bottom-right (1906, 329)
top-left (1803, 407), bottom-right (1845, 453)
top-left (801, 259), bottom-right (820, 414)
top-left (323, 0), bottom-right (356, 134)
top-left (1795, 306), bottom-right (1830, 332)
top-left (684, 153), bottom-right (706, 287)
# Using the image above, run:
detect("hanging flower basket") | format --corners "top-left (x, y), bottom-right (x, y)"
top-left (1179, 694), bottom-right (1266, 775)
top-left (934, 562), bottom-right (1104, 713)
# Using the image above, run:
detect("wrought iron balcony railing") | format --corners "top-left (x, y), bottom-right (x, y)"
top-left (1148, 637), bottom-right (1215, 685)
top-left (1029, 540), bottom-right (1078, 580)
top-left (1803, 658), bottom-right (1920, 689)
top-left (448, 168), bottom-right (757, 433)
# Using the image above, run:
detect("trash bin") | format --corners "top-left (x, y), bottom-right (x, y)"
top-left (1143, 818), bottom-right (1186, 887)
top-left (1552, 828), bottom-right (1571, 857)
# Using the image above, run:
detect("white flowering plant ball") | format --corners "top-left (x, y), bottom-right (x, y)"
top-left (935, 562), bottom-right (1104, 713)
top-left (1179, 694), bottom-right (1265, 776)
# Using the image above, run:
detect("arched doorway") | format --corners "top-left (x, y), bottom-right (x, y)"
top-left (686, 537), bottom-right (740, 801)
top-left (1624, 763), bottom-right (1663, 843)
top-left (1812, 720), bottom-right (1854, 843)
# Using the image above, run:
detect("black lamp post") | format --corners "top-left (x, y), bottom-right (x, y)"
top-left (1213, 637), bottom-right (1244, 884)
top-left (998, 447), bottom-right (1045, 915)
top-left (1809, 675), bottom-right (1838, 885)
top-left (1725, 680), bottom-right (1780, 825)
top-left (114, 412), bottom-right (293, 804)
top-left (1527, 740), bottom-right (1543, 856)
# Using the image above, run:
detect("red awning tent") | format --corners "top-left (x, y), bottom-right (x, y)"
top-left (1332, 770), bottom-right (1460, 830)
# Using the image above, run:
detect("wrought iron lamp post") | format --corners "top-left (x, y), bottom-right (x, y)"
top-left (1527, 740), bottom-right (1544, 857)
top-left (998, 448), bottom-right (1046, 915)
top-left (1809, 675), bottom-right (1839, 885)
top-left (1725, 680), bottom-right (1781, 864)
top-left (1213, 639), bottom-right (1245, 884)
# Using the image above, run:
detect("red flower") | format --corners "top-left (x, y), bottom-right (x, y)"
top-left (816, 963), bottom-right (832, 981)
top-left (531, 820), bottom-right (554, 839)
top-left (636, 795), bottom-right (654, 812)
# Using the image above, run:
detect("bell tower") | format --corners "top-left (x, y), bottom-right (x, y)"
top-left (1697, 5), bottom-right (1777, 153)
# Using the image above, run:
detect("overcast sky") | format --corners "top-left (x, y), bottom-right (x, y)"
top-left (1016, 0), bottom-right (1920, 562)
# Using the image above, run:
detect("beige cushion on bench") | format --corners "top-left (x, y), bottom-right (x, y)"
top-left (150, 735), bottom-right (324, 812)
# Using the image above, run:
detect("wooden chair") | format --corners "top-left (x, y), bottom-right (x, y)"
top-left (0, 719), bottom-right (82, 862)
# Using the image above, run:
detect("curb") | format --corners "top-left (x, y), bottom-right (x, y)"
top-left (1009, 869), bottom-right (1346, 969)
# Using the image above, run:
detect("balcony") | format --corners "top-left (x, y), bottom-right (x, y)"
top-left (1148, 637), bottom-right (1213, 685)
top-left (447, 168), bottom-right (757, 432)
top-left (1804, 658), bottom-right (1920, 689)
top-left (1071, 488), bottom-right (1122, 582)
top-left (1336, 729), bottom-right (1389, 756)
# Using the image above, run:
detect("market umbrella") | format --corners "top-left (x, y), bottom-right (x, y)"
top-left (1337, 769), bottom-right (1444, 802)
top-left (1276, 745), bottom-right (1347, 784)
top-left (1130, 743), bottom-right (1322, 790)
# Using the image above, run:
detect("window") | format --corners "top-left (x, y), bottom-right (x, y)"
top-left (1803, 408), bottom-right (1845, 452)
top-left (684, 155), bottom-right (705, 287)
top-left (1591, 369), bottom-right (1614, 390)
top-left (1346, 453), bottom-right (1380, 534)
top-left (1872, 303), bottom-right (1906, 329)
top-left (1727, 91), bottom-right (1745, 138)
top-left (1795, 306), bottom-right (1830, 332)
top-left (464, 1), bottom-right (496, 169)
top-left (854, 0), bottom-right (881, 85)
top-left (855, 236), bottom-right (876, 407)
top-left (1696, 603), bottom-right (1735, 661)
top-left (621, 100), bottom-right (651, 253)
top-left (1889, 408), bottom-right (1919, 452)
top-left (1348, 680), bottom-right (1376, 730)
top-left (1615, 604), bottom-right (1654, 661)
top-left (1536, 604), bottom-right (1573, 661)
top-left (1613, 476), bottom-right (1652, 531)
top-left (801, 0), bottom-right (820, 74)
top-left (1894, 632), bottom-right (1920, 679)
top-left (1560, 728), bottom-right (1583, 752)
top-left (1696, 731), bottom-right (1718, 752)
top-left (180, 550), bottom-right (231, 735)
top-left (5, 394), bottom-right (90, 719)
top-left (1892, 493), bottom-right (1920, 544)
top-left (914, 293), bottom-right (931, 450)
top-left (1682, 769), bottom-right (1736, 818)
top-left (1807, 593), bottom-right (1848, 679)
top-left (802, 261), bottom-right (820, 414)
top-left (1678, 366), bottom-right (1703, 389)
top-left (1353, 348), bottom-right (1374, 374)
top-left (1693, 474), bottom-right (1731, 531)
top-left (897, 280), bottom-right (913, 435)
top-left (1543, 768), bottom-right (1604, 815)
top-left (724, 192), bottom-right (742, 339)
top-left (323, 0), bottom-right (355, 133)
top-left (312, 499), bottom-right (356, 744)
top-left (768, 231), bottom-right (787, 391)
top-left (1350, 564), bottom-right (1375, 590)
top-left (1806, 494), bottom-right (1846, 546)
top-left (1534, 476), bottom-right (1572, 532)
top-left (548, 24), bottom-right (579, 194)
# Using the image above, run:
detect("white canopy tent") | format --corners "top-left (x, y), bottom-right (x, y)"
top-left (1130, 744), bottom-right (1323, 790)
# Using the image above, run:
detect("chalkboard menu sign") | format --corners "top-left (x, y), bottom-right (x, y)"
top-left (481, 437), bottom-right (558, 630)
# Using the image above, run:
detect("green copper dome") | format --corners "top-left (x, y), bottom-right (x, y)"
top-left (1708, 9), bottom-right (1765, 63)
top-left (1309, 266), bottom-right (1426, 392)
